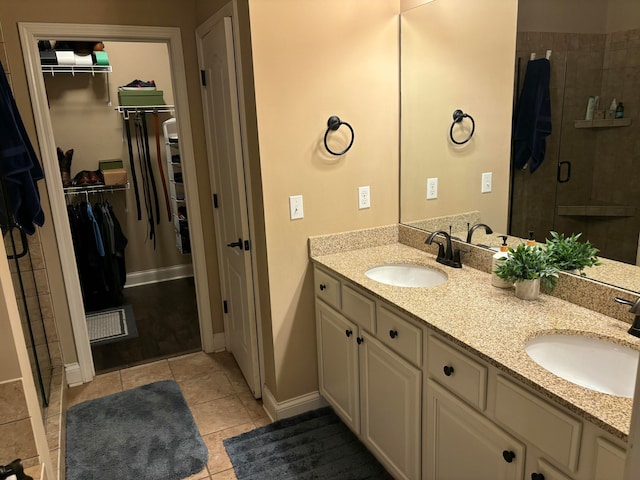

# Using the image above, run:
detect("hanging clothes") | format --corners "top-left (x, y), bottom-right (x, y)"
top-left (0, 61), bottom-right (45, 234)
top-left (67, 200), bottom-right (127, 312)
top-left (513, 58), bottom-right (552, 174)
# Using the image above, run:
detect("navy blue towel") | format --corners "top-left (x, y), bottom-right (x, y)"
top-left (0, 61), bottom-right (45, 234)
top-left (513, 58), bottom-right (552, 174)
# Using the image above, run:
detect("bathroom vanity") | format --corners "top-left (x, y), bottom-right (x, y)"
top-left (310, 227), bottom-right (635, 480)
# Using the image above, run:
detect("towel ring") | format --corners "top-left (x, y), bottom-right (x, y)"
top-left (449, 109), bottom-right (475, 145)
top-left (324, 116), bottom-right (354, 156)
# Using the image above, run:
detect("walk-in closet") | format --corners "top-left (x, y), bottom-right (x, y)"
top-left (41, 39), bottom-right (200, 372)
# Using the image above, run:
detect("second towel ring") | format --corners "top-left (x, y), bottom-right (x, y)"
top-left (449, 109), bottom-right (475, 145)
top-left (324, 116), bottom-right (354, 156)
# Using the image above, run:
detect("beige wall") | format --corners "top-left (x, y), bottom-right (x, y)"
top-left (400, 0), bottom-right (518, 233)
top-left (518, 0), bottom-right (608, 33)
top-left (518, 0), bottom-right (640, 34)
top-left (248, 0), bottom-right (400, 400)
top-left (0, 0), bottom-right (224, 369)
top-left (607, 0), bottom-right (640, 32)
top-left (44, 40), bottom-right (191, 274)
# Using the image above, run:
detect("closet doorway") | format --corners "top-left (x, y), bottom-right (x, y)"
top-left (19, 23), bottom-right (214, 383)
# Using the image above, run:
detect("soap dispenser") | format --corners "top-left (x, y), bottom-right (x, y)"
top-left (492, 235), bottom-right (512, 288)
top-left (526, 231), bottom-right (536, 247)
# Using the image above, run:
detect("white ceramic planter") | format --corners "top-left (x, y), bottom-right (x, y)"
top-left (514, 278), bottom-right (540, 300)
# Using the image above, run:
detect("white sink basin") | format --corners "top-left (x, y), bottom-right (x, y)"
top-left (525, 334), bottom-right (639, 398)
top-left (364, 264), bottom-right (448, 288)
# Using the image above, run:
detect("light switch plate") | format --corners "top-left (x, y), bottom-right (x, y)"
top-left (427, 178), bottom-right (438, 199)
top-left (358, 186), bottom-right (371, 209)
top-left (289, 195), bottom-right (304, 220)
top-left (481, 172), bottom-right (492, 193)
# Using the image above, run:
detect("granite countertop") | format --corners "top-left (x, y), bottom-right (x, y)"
top-left (311, 242), bottom-right (640, 440)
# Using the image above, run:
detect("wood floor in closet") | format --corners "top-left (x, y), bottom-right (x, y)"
top-left (91, 277), bottom-right (201, 373)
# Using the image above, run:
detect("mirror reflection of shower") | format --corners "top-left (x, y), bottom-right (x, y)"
top-left (510, 27), bottom-right (640, 265)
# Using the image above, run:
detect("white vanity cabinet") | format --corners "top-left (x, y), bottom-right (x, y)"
top-left (314, 267), bottom-right (422, 480)
top-left (426, 379), bottom-right (525, 480)
top-left (425, 332), bottom-right (628, 480)
top-left (313, 262), bottom-right (628, 480)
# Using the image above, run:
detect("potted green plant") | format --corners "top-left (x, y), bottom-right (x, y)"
top-left (544, 231), bottom-right (600, 275)
top-left (494, 244), bottom-right (558, 300)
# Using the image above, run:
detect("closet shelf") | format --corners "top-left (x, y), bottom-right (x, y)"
top-left (116, 105), bottom-right (175, 118)
top-left (41, 64), bottom-right (113, 75)
top-left (574, 118), bottom-right (631, 128)
top-left (64, 183), bottom-right (130, 196)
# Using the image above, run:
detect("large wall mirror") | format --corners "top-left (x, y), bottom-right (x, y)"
top-left (400, 0), bottom-right (640, 294)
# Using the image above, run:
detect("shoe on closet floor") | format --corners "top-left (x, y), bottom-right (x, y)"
top-left (119, 79), bottom-right (156, 90)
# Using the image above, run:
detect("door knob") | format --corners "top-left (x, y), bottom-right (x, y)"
top-left (227, 238), bottom-right (242, 249)
top-left (443, 365), bottom-right (455, 376)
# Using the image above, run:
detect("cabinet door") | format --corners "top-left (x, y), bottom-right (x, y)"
top-left (360, 333), bottom-right (421, 480)
top-left (594, 437), bottom-right (626, 480)
top-left (316, 301), bottom-right (360, 432)
top-left (426, 379), bottom-right (525, 480)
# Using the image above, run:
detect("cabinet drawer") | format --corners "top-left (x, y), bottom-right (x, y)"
top-left (427, 334), bottom-right (487, 410)
top-left (376, 305), bottom-right (422, 367)
top-left (314, 268), bottom-right (341, 310)
top-left (495, 376), bottom-right (582, 473)
top-left (342, 284), bottom-right (375, 332)
top-left (594, 437), bottom-right (625, 480)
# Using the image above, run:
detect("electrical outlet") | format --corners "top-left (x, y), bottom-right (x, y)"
top-left (481, 172), bottom-right (492, 193)
top-left (358, 186), bottom-right (371, 209)
top-left (289, 195), bottom-right (304, 220)
top-left (427, 178), bottom-right (438, 199)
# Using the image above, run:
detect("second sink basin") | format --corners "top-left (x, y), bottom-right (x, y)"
top-left (525, 334), bottom-right (639, 398)
top-left (365, 264), bottom-right (448, 288)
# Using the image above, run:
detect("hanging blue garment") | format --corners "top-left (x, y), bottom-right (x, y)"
top-left (513, 58), bottom-right (552, 174)
top-left (86, 203), bottom-right (105, 257)
top-left (0, 61), bottom-right (45, 234)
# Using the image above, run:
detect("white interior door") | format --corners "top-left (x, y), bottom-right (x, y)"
top-left (199, 14), bottom-right (261, 398)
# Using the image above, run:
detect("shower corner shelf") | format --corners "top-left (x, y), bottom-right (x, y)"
top-left (574, 118), bottom-right (631, 129)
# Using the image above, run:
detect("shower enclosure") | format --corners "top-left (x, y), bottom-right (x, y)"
top-left (1, 179), bottom-right (53, 416)
top-left (510, 29), bottom-right (640, 264)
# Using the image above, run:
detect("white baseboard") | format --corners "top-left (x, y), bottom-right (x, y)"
top-left (64, 363), bottom-right (83, 387)
top-left (262, 385), bottom-right (328, 422)
top-left (212, 332), bottom-right (226, 352)
top-left (203, 332), bottom-right (226, 353)
top-left (125, 264), bottom-right (194, 288)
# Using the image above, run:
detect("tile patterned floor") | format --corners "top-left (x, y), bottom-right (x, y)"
top-left (65, 351), bottom-right (270, 480)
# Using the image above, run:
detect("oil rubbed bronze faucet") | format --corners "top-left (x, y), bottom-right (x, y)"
top-left (466, 223), bottom-right (493, 244)
top-left (426, 231), bottom-right (462, 268)
top-left (615, 297), bottom-right (640, 338)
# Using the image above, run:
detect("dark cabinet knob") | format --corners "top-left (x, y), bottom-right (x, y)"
top-left (319, 284), bottom-right (327, 291)
top-left (502, 450), bottom-right (515, 463)
top-left (443, 365), bottom-right (455, 376)
top-left (531, 473), bottom-right (545, 480)
top-left (389, 329), bottom-right (398, 339)
top-left (345, 329), bottom-right (353, 337)
top-left (356, 337), bottom-right (364, 345)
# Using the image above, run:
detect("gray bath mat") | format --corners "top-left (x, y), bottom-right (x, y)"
top-left (66, 380), bottom-right (207, 480)
top-left (224, 406), bottom-right (392, 479)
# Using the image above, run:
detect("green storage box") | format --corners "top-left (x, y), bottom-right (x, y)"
top-left (118, 90), bottom-right (165, 106)
top-left (99, 159), bottom-right (124, 170)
